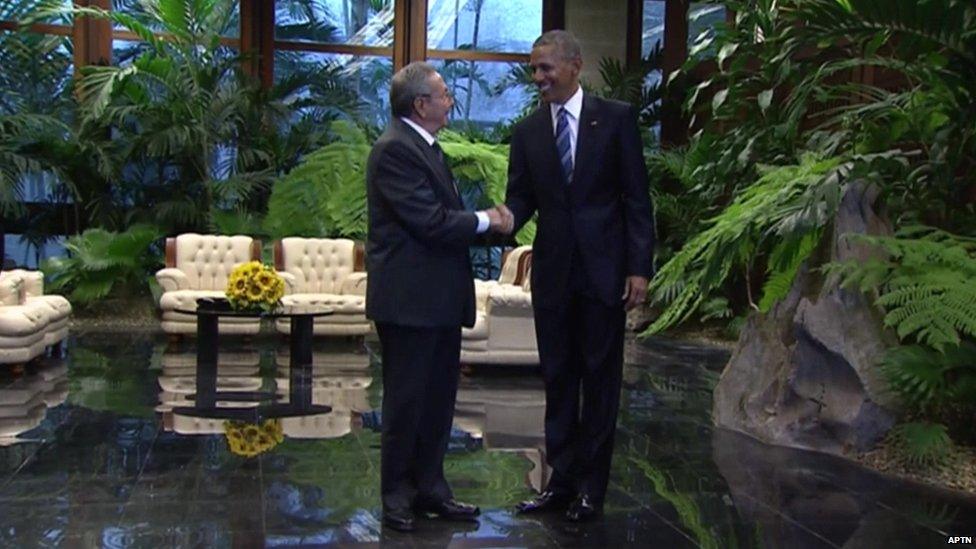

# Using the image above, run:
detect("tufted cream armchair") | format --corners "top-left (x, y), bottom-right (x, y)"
top-left (0, 271), bottom-right (48, 365)
top-left (0, 270), bottom-right (71, 366)
top-left (155, 233), bottom-right (263, 336)
top-left (461, 247), bottom-right (539, 366)
top-left (8, 269), bottom-right (71, 348)
top-left (272, 237), bottom-right (371, 336)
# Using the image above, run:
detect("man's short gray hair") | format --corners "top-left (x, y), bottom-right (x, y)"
top-left (390, 61), bottom-right (437, 118)
top-left (533, 30), bottom-right (582, 61)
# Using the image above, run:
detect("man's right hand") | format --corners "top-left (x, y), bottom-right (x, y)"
top-left (485, 204), bottom-right (514, 234)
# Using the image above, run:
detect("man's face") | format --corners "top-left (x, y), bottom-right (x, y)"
top-left (530, 44), bottom-right (581, 104)
top-left (417, 72), bottom-right (454, 133)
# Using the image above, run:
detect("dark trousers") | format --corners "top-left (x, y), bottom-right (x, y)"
top-left (534, 289), bottom-right (625, 503)
top-left (375, 322), bottom-right (462, 512)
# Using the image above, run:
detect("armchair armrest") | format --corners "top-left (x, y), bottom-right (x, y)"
top-left (486, 286), bottom-right (533, 315)
top-left (155, 268), bottom-right (190, 292)
top-left (340, 272), bottom-right (368, 297)
top-left (0, 275), bottom-right (22, 306)
top-left (278, 271), bottom-right (298, 295)
top-left (473, 280), bottom-right (498, 312)
top-left (15, 270), bottom-right (44, 297)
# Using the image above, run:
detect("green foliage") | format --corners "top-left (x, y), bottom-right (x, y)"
top-left (880, 343), bottom-right (976, 414)
top-left (41, 224), bottom-right (163, 306)
top-left (440, 130), bottom-right (536, 246)
top-left (644, 154), bottom-right (844, 334)
top-left (22, 0), bottom-right (362, 235)
top-left (758, 229), bottom-right (821, 312)
top-left (828, 227), bottom-right (976, 351)
top-left (67, 346), bottom-right (156, 418)
top-left (631, 457), bottom-right (720, 549)
top-left (594, 43), bottom-right (665, 131)
top-left (264, 120), bottom-right (371, 240)
top-left (887, 422), bottom-right (955, 468)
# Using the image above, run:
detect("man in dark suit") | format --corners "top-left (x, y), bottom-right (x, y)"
top-left (365, 61), bottom-right (513, 533)
top-left (504, 30), bottom-right (656, 522)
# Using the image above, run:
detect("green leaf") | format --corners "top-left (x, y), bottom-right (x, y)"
top-left (758, 88), bottom-right (774, 114)
top-left (712, 89), bottom-right (729, 113)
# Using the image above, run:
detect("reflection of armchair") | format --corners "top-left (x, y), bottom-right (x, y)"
top-left (461, 247), bottom-right (539, 365)
top-left (273, 238), bottom-right (370, 336)
top-left (0, 361), bottom-right (68, 444)
top-left (156, 351), bottom-right (262, 414)
top-left (156, 234), bottom-right (262, 336)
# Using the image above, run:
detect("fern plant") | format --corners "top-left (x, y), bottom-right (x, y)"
top-left (263, 120), bottom-right (371, 240)
top-left (643, 154), bottom-right (849, 334)
top-left (41, 224), bottom-right (163, 306)
top-left (828, 226), bottom-right (976, 351)
top-left (887, 422), bottom-right (955, 469)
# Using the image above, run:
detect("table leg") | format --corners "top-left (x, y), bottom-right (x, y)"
top-left (290, 316), bottom-right (313, 410)
top-left (197, 313), bottom-right (219, 408)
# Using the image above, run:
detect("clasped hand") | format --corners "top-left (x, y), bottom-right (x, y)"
top-left (485, 204), bottom-right (515, 235)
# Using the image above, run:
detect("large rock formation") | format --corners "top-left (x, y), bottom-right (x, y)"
top-left (713, 183), bottom-right (898, 455)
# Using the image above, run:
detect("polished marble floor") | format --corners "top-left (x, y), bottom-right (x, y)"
top-left (1, 331), bottom-right (974, 548)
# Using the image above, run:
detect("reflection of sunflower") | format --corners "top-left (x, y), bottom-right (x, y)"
top-left (224, 419), bottom-right (283, 458)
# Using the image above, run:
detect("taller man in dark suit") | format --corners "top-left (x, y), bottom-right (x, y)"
top-left (365, 61), bottom-right (513, 532)
top-left (504, 30), bottom-right (656, 521)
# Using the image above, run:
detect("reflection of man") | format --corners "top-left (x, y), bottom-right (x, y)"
top-left (503, 31), bottom-right (656, 522)
top-left (365, 61), bottom-right (512, 533)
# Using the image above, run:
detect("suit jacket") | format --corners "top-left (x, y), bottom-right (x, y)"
top-left (365, 118), bottom-right (478, 328)
top-left (506, 94), bottom-right (656, 311)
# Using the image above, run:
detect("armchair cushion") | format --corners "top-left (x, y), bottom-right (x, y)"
top-left (272, 237), bottom-right (370, 336)
top-left (168, 234), bottom-right (258, 291)
top-left (278, 238), bottom-right (356, 295)
top-left (156, 234), bottom-right (262, 335)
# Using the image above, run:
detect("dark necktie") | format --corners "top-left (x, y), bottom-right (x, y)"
top-left (431, 140), bottom-right (444, 162)
top-left (555, 107), bottom-right (574, 184)
top-left (431, 141), bottom-right (459, 198)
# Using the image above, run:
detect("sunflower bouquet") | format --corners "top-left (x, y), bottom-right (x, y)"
top-left (224, 418), bottom-right (284, 458)
top-left (226, 261), bottom-right (285, 312)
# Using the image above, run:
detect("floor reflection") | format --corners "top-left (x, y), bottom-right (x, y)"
top-left (0, 332), bottom-right (972, 547)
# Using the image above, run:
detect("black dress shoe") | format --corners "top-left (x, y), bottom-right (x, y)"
top-left (382, 508), bottom-right (416, 532)
top-left (416, 499), bottom-right (480, 521)
top-left (515, 490), bottom-right (574, 514)
top-left (565, 494), bottom-right (600, 522)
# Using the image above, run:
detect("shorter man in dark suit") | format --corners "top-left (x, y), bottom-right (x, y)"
top-left (365, 61), bottom-right (513, 533)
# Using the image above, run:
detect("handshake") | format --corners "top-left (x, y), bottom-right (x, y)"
top-left (483, 204), bottom-right (515, 235)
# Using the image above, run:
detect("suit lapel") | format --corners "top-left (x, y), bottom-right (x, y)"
top-left (573, 95), bottom-right (603, 191)
top-left (394, 119), bottom-right (463, 208)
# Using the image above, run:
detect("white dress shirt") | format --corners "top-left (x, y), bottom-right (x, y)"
top-left (400, 117), bottom-right (489, 234)
top-left (548, 85), bottom-right (583, 170)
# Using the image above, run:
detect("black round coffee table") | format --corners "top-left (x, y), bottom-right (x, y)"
top-left (173, 302), bottom-right (334, 420)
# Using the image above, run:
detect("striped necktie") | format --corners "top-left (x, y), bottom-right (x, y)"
top-left (555, 107), bottom-right (574, 184)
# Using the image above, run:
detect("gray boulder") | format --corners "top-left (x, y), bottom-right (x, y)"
top-left (713, 183), bottom-right (897, 455)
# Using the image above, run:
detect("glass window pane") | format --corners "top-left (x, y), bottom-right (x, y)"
top-left (274, 51), bottom-right (393, 127)
top-left (112, 0), bottom-right (240, 37)
top-left (428, 59), bottom-right (533, 130)
top-left (689, 2), bottom-right (726, 51)
top-left (112, 38), bottom-right (149, 66)
top-left (427, 0), bottom-right (541, 54)
top-left (642, 0), bottom-right (665, 58)
top-left (1, 0), bottom-right (72, 23)
top-left (275, 0), bottom-right (394, 47)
